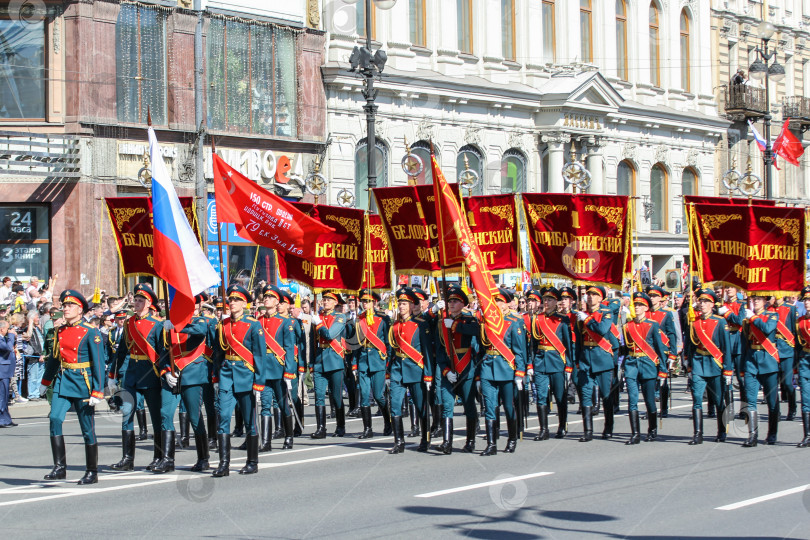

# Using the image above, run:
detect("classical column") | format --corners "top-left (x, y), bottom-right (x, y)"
top-left (586, 137), bottom-right (605, 195)
top-left (542, 132), bottom-right (570, 193)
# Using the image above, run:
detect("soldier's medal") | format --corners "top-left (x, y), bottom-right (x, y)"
top-left (94, 336), bottom-right (101, 343)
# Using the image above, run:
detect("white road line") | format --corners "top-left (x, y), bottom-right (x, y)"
top-left (414, 471), bottom-right (554, 498)
top-left (0, 477), bottom-right (178, 507)
top-left (715, 484), bottom-right (810, 511)
top-left (258, 449), bottom-right (382, 470)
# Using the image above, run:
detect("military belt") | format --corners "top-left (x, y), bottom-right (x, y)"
top-left (626, 352), bottom-right (647, 358)
top-left (61, 361), bottom-right (90, 369)
top-left (803, 347), bottom-right (810, 354)
top-left (130, 354), bottom-right (149, 361)
top-left (485, 348), bottom-right (504, 356)
top-left (749, 344), bottom-right (764, 351)
top-left (583, 341), bottom-right (599, 347)
top-left (534, 344), bottom-right (555, 351)
top-left (696, 348), bottom-right (710, 356)
top-left (225, 354), bottom-right (255, 372)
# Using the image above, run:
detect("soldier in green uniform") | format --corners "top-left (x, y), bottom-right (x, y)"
top-left (310, 291), bottom-right (348, 438)
top-left (794, 286), bottom-right (810, 447)
top-left (199, 297), bottom-right (220, 450)
top-left (768, 294), bottom-right (798, 421)
top-left (646, 285), bottom-right (679, 418)
top-left (742, 293), bottom-right (780, 447)
top-left (110, 284), bottom-right (164, 471)
top-left (278, 290), bottom-right (304, 443)
top-left (212, 285), bottom-right (267, 476)
top-left (351, 289), bottom-right (391, 439)
top-left (527, 287), bottom-right (573, 441)
top-left (40, 290), bottom-right (105, 485)
top-left (435, 286), bottom-right (481, 453)
top-left (719, 286), bottom-right (746, 419)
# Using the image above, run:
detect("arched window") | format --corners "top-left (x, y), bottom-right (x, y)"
top-left (680, 9), bottom-right (691, 92)
top-left (541, 150), bottom-right (550, 193)
top-left (681, 167), bottom-right (697, 225)
top-left (580, 0), bottom-right (593, 63)
top-left (617, 160), bottom-right (635, 197)
top-left (502, 0), bottom-right (516, 60)
top-left (649, 2), bottom-right (660, 87)
top-left (457, 0), bottom-right (473, 54)
top-left (356, 1), bottom-right (376, 39)
top-left (355, 138), bottom-right (389, 210)
top-left (616, 0), bottom-right (628, 81)
top-left (501, 150), bottom-right (526, 193)
top-left (650, 163), bottom-right (668, 231)
top-left (542, 1), bottom-right (556, 64)
top-left (410, 140), bottom-right (434, 185)
top-left (457, 145), bottom-right (484, 196)
top-left (409, 0), bottom-right (426, 47)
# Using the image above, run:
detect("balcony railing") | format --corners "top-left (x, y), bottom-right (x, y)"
top-left (783, 96), bottom-right (810, 120)
top-left (724, 85), bottom-right (767, 119)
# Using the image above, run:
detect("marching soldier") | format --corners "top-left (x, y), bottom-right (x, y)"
top-left (741, 293), bottom-right (780, 447)
top-left (414, 288), bottom-right (442, 439)
top-left (387, 288), bottom-right (433, 454)
top-left (576, 285), bottom-right (617, 441)
top-left (310, 291), bottom-right (348, 438)
top-left (153, 295), bottom-right (212, 473)
top-left (435, 286), bottom-right (481, 454)
top-left (769, 294), bottom-right (798, 421)
top-left (719, 286), bottom-right (746, 419)
top-left (275, 290), bottom-right (300, 447)
top-left (40, 290), bottom-right (105, 485)
top-left (351, 289), bottom-right (391, 439)
top-left (110, 283), bottom-right (164, 471)
top-left (622, 292), bottom-right (668, 444)
top-left (794, 286), bottom-right (810, 447)
top-left (527, 287), bottom-right (572, 441)
top-left (646, 285), bottom-right (679, 418)
top-left (212, 285), bottom-right (267, 476)
top-left (199, 298), bottom-right (220, 450)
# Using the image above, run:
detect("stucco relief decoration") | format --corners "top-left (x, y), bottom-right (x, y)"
top-left (687, 149), bottom-right (699, 167)
top-left (655, 145), bottom-right (668, 164)
top-left (416, 119), bottom-right (435, 141)
top-left (464, 124), bottom-right (482, 146)
top-left (622, 143), bottom-right (638, 160)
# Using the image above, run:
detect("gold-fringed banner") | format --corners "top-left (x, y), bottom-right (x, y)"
top-left (464, 194), bottom-right (520, 274)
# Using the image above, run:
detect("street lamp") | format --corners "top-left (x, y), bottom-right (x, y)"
top-left (345, 0), bottom-right (396, 209)
top-left (749, 19), bottom-right (786, 200)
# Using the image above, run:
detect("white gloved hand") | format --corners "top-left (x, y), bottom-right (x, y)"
top-left (446, 371), bottom-right (458, 384)
top-left (88, 396), bottom-right (103, 407)
top-left (724, 375), bottom-right (733, 387)
top-left (476, 380), bottom-right (482, 393)
top-left (165, 373), bottom-right (178, 388)
top-left (352, 369), bottom-right (358, 379)
top-left (527, 368), bottom-right (534, 377)
top-left (163, 320), bottom-right (174, 331)
top-left (434, 300), bottom-right (445, 312)
top-left (106, 377), bottom-right (117, 390)
top-left (254, 389), bottom-right (261, 401)
top-left (443, 318), bottom-right (454, 329)
top-left (425, 381), bottom-right (432, 392)
top-left (213, 382), bottom-right (220, 394)
top-left (311, 312), bottom-right (322, 325)
top-left (285, 378), bottom-right (293, 391)
top-left (565, 373), bottom-right (572, 387)
top-left (577, 311), bottom-right (588, 322)
top-left (385, 378), bottom-right (391, 388)
top-left (515, 377), bottom-right (524, 390)
top-left (658, 374), bottom-right (667, 383)
top-left (718, 306), bottom-right (729, 316)
top-left (39, 384), bottom-right (48, 397)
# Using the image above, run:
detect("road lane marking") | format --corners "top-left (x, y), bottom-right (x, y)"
top-left (414, 472), bottom-right (554, 498)
top-left (716, 484), bottom-right (810, 510)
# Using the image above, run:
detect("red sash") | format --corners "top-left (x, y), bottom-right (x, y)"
top-left (582, 311), bottom-right (612, 355)
top-left (693, 317), bottom-right (724, 369)
top-left (222, 318), bottom-right (255, 370)
top-left (169, 331), bottom-right (208, 371)
top-left (393, 319), bottom-right (424, 369)
top-left (724, 302), bottom-right (742, 331)
top-left (798, 317), bottom-right (810, 348)
top-left (535, 314), bottom-right (567, 364)
top-left (261, 316), bottom-right (286, 365)
top-left (748, 316), bottom-right (779, 360)
top-left (127, 317), bottom-right (158, 363)
top-left (319, 314), bottom-right (346, 358)
top-left (647, 310), bottom-right (670, 348)
top-left (770, 305), bottom-right (795, 346)
top-left (358, 313), bottom-right (387, 358)
top-left (566, 312), bottom-right (577, 343)
top-left (625, 321), bottom-right (660, 365)
top-left (440, 319), bottom-right (472, 374)
top-left (58, 324), bottom-right (89, 364)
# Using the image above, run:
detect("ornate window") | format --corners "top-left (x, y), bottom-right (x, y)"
top-left (355, 138), bottom-right (389, 210)
top-left (542, 1), bottom-right (556, 64)
top-left (681, 166), bottom-right (697, 224)
top-left (0, 11), bottom-right (45, 120)
top-left (616, 0), bottom-right (628, 81)
top-left (409, 0), bottom-right (426, 47)
top-left (649, 2), bottom-right (661, 87)
top-left (617, 160), bottom-right (635, 197)
top-left (457, 0), bottom-right (473, 54)
top-left (650, 163), bottom-right (668, 231)
top-left (501, 150), bottom-right (526, 193)
top-left (680, 9), bottom-right (691, 92)
top-left (410, 140), bottom-right (434, 185)
top-left (502, 0), bottom-right (516, 61)
top-left (580, 0), bottom-right (593, 63)
top-left (356, 1), bottom-right (377, 39)
top-left (457, 145), bottom-right (484, 196)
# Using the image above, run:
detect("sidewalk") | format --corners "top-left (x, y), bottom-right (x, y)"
top-left (6, 397), bottom-right (113, 420)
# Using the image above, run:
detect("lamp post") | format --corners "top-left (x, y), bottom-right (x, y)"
top-left (748, 20), bottom-right (786, 200)
top-left (345, 0), bottom-right (396, 208)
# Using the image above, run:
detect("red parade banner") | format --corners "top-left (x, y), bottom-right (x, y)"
top-left (361, 213), bottom-right (392, 291)
top-left (689, 203), bottom-right (805, 294)
top-left (464, 194), bottom-right (520, 273)
top-left (277, 203), bottom-right (366, 293)
top-left (105, 197), bottom-right (197, 277)
top-left (683, 195), bottom-right (776, 206)
top-left (372, 184), bottom-right (460, 276)
top-left (522, 193), bottom-right (632, 287)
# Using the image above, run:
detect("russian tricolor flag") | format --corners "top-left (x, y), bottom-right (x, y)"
top-left (149, 127), bottom-right (220, 330)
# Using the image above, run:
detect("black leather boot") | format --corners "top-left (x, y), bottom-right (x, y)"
top-left (136, 409), bottom-right (148, 440)
top-left (645, 412), bottom-right (658, 442)
top-left (231, 409), bottom-right (244, 437)
top-left (44, 435), bottom-right (67, 480)
top-left (659, 384), bottom-right (669, 418)
top-left (579, 406), bottom-right (593, 442)
top-left (430, 405), bottom-right (442, 438)
top-left (272, 408), bottom-right (284, 439)
top-left (797, 412), bottom-right (810, 448)
top-left (333, 405), bottom-right (346, 437)
top-left (111, 430), bottom-right (135, 471)
top-left (77, 444), bottom-right (98, 485)
top-left (743, 411), bottom-right (759, 447)
top-left (626, 410), bottom-right (640, 445)
top-left (191, 432), bottom-right (210, 472)
top-left (358, 406), bottom-right (374, 439)
top-left (438, 417), bottom-right (453, 455)
top-left (408, 402), bottom-right (420, 437)
top-left (282, 415), bottom-right (294, 449)
top-left (417, 413), bottom-right (429, 452)
top-left (239, 434), bottom-right (259, 474)
top-left (208, 412), bottom-right (219, 450)
top-left (786, 386), bottom-right (797, 421)
top-left (463, 416), bottom-right (476, 453)
top-left (146, 437), bottom-right (162, 471)
top-left (503, 416), bottom-right (517, 453)
top-left (294, 402), bottom-right (304, 437)
top-left (707, 401), bottom-right (716, 418)
top-left (555, 402), bottom-right (568, 439)
top-left (688, 409), bottom-right (704, 445)
top-left (602, 398), bottom-right (614, 439)
top-left (382, 403), bottom-right (392, 436)
top-left (480, 419), bottom-right (497, 456)
top-left (178, 412), bottom-right (190, 449)
top-left (311, 406), bottom-right (327, 439)
top-left (389, 416), bottom-right (405, 454)
top-left (212, 434), bottom-right (230, 477)
top-left (715, 407), bottom-right (727, 442)
top-left (534, 405), bottom-right (549, 441)
top-left (259, 415), bottom-right (272, 452)
top-left (153, 431), bottom-right (176, 473)
top-left (766, 409), bottom-right (779, 445)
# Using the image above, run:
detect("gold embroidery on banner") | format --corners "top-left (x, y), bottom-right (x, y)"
top-left (584, 205), bottom-right (625, 235)
top-left (527, 204), bottom-right (568, 224)
top-left (183, 206), bottom-right (194, 225)
top-left (380, 197), bottom-right (412, 223)
top-left (480, 205), bottom-right (515, 228)
top-left (700, 214), bottom-right (742, 238)
top-left (325, 215), bottom-right (362, 243)
top-left (112, 207), bottom-right (146, 231)
top-left (760, 216), bottom-right (801, 244)
top-left (367, 224), bottom-right (385, 240)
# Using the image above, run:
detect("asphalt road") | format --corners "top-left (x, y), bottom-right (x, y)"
top-left (1, 379), bottom-right (809, 539)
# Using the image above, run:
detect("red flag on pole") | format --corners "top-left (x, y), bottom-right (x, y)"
top-left (773, 119), bottom-right (805, 166)
top-left (431, 151), bottom-right (515, 363)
